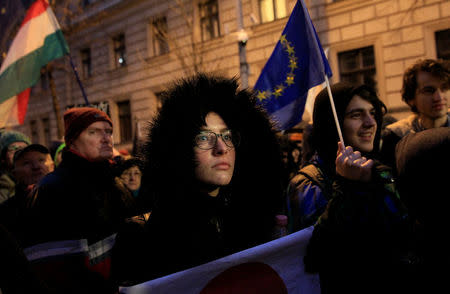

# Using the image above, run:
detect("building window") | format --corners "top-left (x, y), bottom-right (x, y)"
top-left (113, 34), bottom-right (126, 68)
top-left (80, 48), bottom-right (92, 79)
top-left (117, 100), bottom-right (132, 143)
top-left (435, 29), bottom-right (450, 60)
top-left (30, 120), bottom-right (39, 143)
top-left (152, 17), bottom-right (169, 56)
top-left (259, 0), bottom-right (287, 23)
top-left (41, 117), bottom-right (51, 147)
top-left (199, 0), bottom-right (220, 41)
top-left (338, 46), bottom-right (376, 89)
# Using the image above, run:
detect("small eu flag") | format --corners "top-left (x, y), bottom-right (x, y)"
top-left (254, 0), bottom-right (332, 130)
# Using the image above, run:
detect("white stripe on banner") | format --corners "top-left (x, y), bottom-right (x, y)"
top-left (120, 226), bottom-right (320, 294)
top-left (24, 239), bottom-right (88, 262)
top-left (23, 234), bottom-right (118, 263)
top-left (88, 233), bottom-right (117, 260)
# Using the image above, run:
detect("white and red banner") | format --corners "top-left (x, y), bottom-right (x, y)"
top-left (120, 226), bottom-right (320, 294)
top-left (0, 0), bottom-right (69, 128)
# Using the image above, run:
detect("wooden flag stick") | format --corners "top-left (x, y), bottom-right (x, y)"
top-left (324, 74), bottom-right (345, 146)
top-left (69, 55), bottom-right (90, 105)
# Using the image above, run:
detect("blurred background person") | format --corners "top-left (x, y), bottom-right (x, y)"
top-left (53, 142), bottom-right (65, 167)
top-left (13, 144), bottom-right (55, 188)
top-left (118, 158), bottom-right (143, 198)
top-left (0, 131), bottom-right (31, 204)
top-left (395, 127), bottom-right (450, 293)
top-left (381, 59), bottom-right (449, 171)
top-left (0, 144), bottom-right (55, 243)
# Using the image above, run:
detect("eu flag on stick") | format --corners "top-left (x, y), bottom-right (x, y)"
top-left (254, 0), bottom-right (332, 130)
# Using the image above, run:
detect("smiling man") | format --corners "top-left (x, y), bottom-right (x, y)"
top-left (112, 73), bottom-right (285, 285)
top-left (285, 83), bottom-right (411, 293)
top-left (287, 83), bottom-right (388, 231)
top-left (381, 59), bottom-right (449, 171)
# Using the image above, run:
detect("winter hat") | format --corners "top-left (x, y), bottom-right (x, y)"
top-left (63, 107), bottom-right (112, 145)
top-left (0, 131), bottom-right (31, 156)
top-left (13, 144), bottom-right (50, 163)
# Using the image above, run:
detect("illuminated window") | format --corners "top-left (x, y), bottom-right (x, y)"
top-left (338, 46), bottom-right (377, 89)
top-left (259, 0), bottom-right (287, 23)
top-left (113, 34), bottom-right (126, 68)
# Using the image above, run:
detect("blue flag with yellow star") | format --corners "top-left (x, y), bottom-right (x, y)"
top-left (254, 0), bottom-right (332, 130)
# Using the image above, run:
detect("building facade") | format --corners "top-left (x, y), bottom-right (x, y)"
top-left (9, 0), bottom-right (450, 150)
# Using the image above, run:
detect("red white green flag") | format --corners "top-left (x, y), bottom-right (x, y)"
top-left (0, 0), bottom-right (69, 128)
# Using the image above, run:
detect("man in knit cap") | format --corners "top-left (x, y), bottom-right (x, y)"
top-left (0, 131), bottom-right (31, 204)
top-left (23, 107), bottom-right (136, 294)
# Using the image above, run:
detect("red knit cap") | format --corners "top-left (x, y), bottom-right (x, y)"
top-left (64, 107), bottom-right (113, 144)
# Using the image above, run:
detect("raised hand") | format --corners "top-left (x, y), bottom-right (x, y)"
top-left (335, 142), bottom-right (373, 182)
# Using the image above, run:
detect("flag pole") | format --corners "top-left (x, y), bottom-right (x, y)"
top-left (324, 74), bottom-right (345, 146)
top-left (68, 55), bottom-right (90, 105)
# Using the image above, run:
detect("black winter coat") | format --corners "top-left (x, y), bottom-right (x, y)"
top-left (22, 150), bottom-right (136, 294)
top-left (112, 190), bottom-right (265, 285)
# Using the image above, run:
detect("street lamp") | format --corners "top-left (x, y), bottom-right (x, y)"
top-left (236, 0), bottom-right (249, 89)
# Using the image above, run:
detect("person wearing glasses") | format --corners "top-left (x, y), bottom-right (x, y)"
top-left (381, 59), bottom-right (449, 172)
top-left (112, 73), bottom-right (285, 285)
top-left (0, 131), bottom-right (31, 204)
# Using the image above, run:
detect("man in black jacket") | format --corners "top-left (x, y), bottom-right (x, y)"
top-left (23, 107), bottom-right (136, 294)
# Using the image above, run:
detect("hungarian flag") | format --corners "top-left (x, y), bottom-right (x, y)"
top-left (0, 0), bottom-right (69, 128)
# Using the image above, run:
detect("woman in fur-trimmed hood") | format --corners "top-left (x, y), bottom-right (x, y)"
top-left (112, 73), bottom-right (285, 284)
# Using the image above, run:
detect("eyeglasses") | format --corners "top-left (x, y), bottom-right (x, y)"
top-left (194, 130), bottom-right (240, 150)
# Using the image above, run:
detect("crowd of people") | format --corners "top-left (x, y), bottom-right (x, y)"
top-left (0, 58), bottom-right (448, 294)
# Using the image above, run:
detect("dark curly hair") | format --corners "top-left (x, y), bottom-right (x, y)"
top-left (140, 73), bottom-right (285, 243)
top-left (401, 59), bottom-right (450, 112)
top-left (312, 82), bottom-right (386, 174)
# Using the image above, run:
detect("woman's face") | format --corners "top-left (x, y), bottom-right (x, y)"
top-left (121, 165), bottom-right (142, 192)
top-left (343, 95), bottom-right (377, 153)
top-left (194, 112), bottom-right (236, 196)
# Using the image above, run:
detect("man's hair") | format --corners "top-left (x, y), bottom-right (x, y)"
top-left (312, 82), bottom-right (386, 173)
top-left (141, 73), bottom-right (284, 243)
top-left (401, 59), bottom-right (450, 112)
